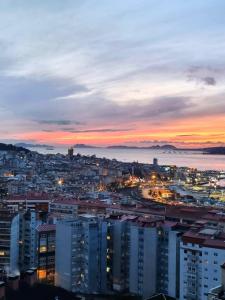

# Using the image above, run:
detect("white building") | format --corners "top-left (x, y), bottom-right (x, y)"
top-left (208, 263), bottom-right (225, 300)
top-left (180, 227), bottom-right (225, 300)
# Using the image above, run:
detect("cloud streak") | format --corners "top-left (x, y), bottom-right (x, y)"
top-left (37, 120), bottom-right (83, 126)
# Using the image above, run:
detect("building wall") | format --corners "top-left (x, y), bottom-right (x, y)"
top-left (168, 230), bottom-right (180, 298)
top-left (55, 216), bottom-right (108, 294)
top-left (37, 228), bottom-right (55, 284)
top-left (55, 221), bottom-right (72, 291)
top-left (9, 214), bottom-right (20, 274)
top-left (180, 242), bottom-right (225, 300)
top-left (110, 220), bottom-right (130, 292)
top-left (129, 225), bottom-right (157, 299)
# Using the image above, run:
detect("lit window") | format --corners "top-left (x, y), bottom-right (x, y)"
top-left (38, 269), bottom-right (46, 280)
top-left (39, 246), bottom-right (47, 253)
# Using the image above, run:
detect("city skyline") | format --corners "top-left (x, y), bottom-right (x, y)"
top-left (0, 0), bottom-right (225, 147)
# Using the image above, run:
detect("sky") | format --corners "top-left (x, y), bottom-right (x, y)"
top-left (0, 0), bottom-right (225, 148)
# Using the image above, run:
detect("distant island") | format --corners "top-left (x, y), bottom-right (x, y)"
top-left (15, 143), bottom-right (54, 149)
top-left (73, 143), bottom-right (177, 150)
top-left (0, 143), bottom-right (30, 153)
top-left (203, 147), bottom-right (225, 155)
top-left (74, 144), bottom-right (98, 148)
top-left (1, 142), bottom-right (222, 155)
top-left (73, 143), bottom-right (225, 155)
top-left (107, 144), bottom-right (177, 150)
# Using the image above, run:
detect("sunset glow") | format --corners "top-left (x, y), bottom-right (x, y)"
top-left (0, 1), bottom-right (224, 148)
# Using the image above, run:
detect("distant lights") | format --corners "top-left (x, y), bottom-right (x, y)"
top-left (58, 179), bottom-right (64, 185)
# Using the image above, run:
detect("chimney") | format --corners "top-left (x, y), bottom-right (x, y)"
top-left (24, 268), bottom-right (37, 286)
top-left (7, 275), bottom-right (19, 291)
top-left (0, 282), bottom-right (5, 300)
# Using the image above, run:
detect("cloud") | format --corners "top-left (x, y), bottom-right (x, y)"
top-left (176, 134), bottom-right (199, 137)
top-left (42, 129), bottom-right (55, 133)
top-left (59, 128), bottom-right (133, 133)
top-left (38, 120), bottom-right (83, 126)
top-left (74, 95), bottom-right (193, 124)
top-left (187, 65), bottom-right (222, 86)
top-left (0, 75), bottom-right (87, 128)
top-left (202, 76), bottom-right (216, 86)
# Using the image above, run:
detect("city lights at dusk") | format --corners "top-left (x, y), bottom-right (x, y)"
top-left (0, 2), bottom-right (225, 300)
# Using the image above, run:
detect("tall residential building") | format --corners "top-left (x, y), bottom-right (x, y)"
top-left (36, 224), bottom-right (56, 284)
top-left (156, 222), bottom-right (187, 298)
top-left (107, 215), bottom-right (132, 292)
top-left (180, 227), bottom-right (225, 300)
top-left (0, 204), bottom-right (20, 276)
top-left (55, 215), bottom-right (108, 294)
top-left (129, 218), bottom-right (158, 299)
top-left (128, 217), bottom-right (187, 300)
top-left (19, 210), bottom-right (42, 272)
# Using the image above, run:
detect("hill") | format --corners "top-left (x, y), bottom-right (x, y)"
top-left (203, 147), bottom-right (225, 155)
top-left (0, 143), bottom-right (30, 153)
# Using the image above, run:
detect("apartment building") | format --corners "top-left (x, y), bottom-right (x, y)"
top-left (55, 215), bottom-right (108, 294)
top-left (36, 224), bottom-right (56, 284)
top-left (180, 227), bottom-right (225, 300)
top-left (0, 204), bottom-right (20, 276)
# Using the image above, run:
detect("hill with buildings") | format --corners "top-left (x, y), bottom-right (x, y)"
top-left (0, 143), bottom-right (30, 153)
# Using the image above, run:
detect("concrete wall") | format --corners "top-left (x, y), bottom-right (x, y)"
top-left (55, 221), bottom-right (72, 291)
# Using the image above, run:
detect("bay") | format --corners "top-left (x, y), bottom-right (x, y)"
top-left (29, 147), bottom-right (225, 171)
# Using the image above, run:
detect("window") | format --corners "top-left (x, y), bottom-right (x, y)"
top-left (39, 246), bottom-right (47, 253)
top-left (37, 269), bottom-right (46, 280)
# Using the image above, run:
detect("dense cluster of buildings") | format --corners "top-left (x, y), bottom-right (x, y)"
top-left (1, 195), bottom-right (225, 300)
top-left (0, 147), bottom-right (225, 300)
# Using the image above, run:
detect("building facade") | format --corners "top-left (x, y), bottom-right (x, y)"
top-left (55, 215), bottom-right (108, 294)
top-left (180, 228), bottom-right (225, 300)
top-left (36, 224), bottom-right (56, 284)
top-left (0, 204), bottom-right (20, 276)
